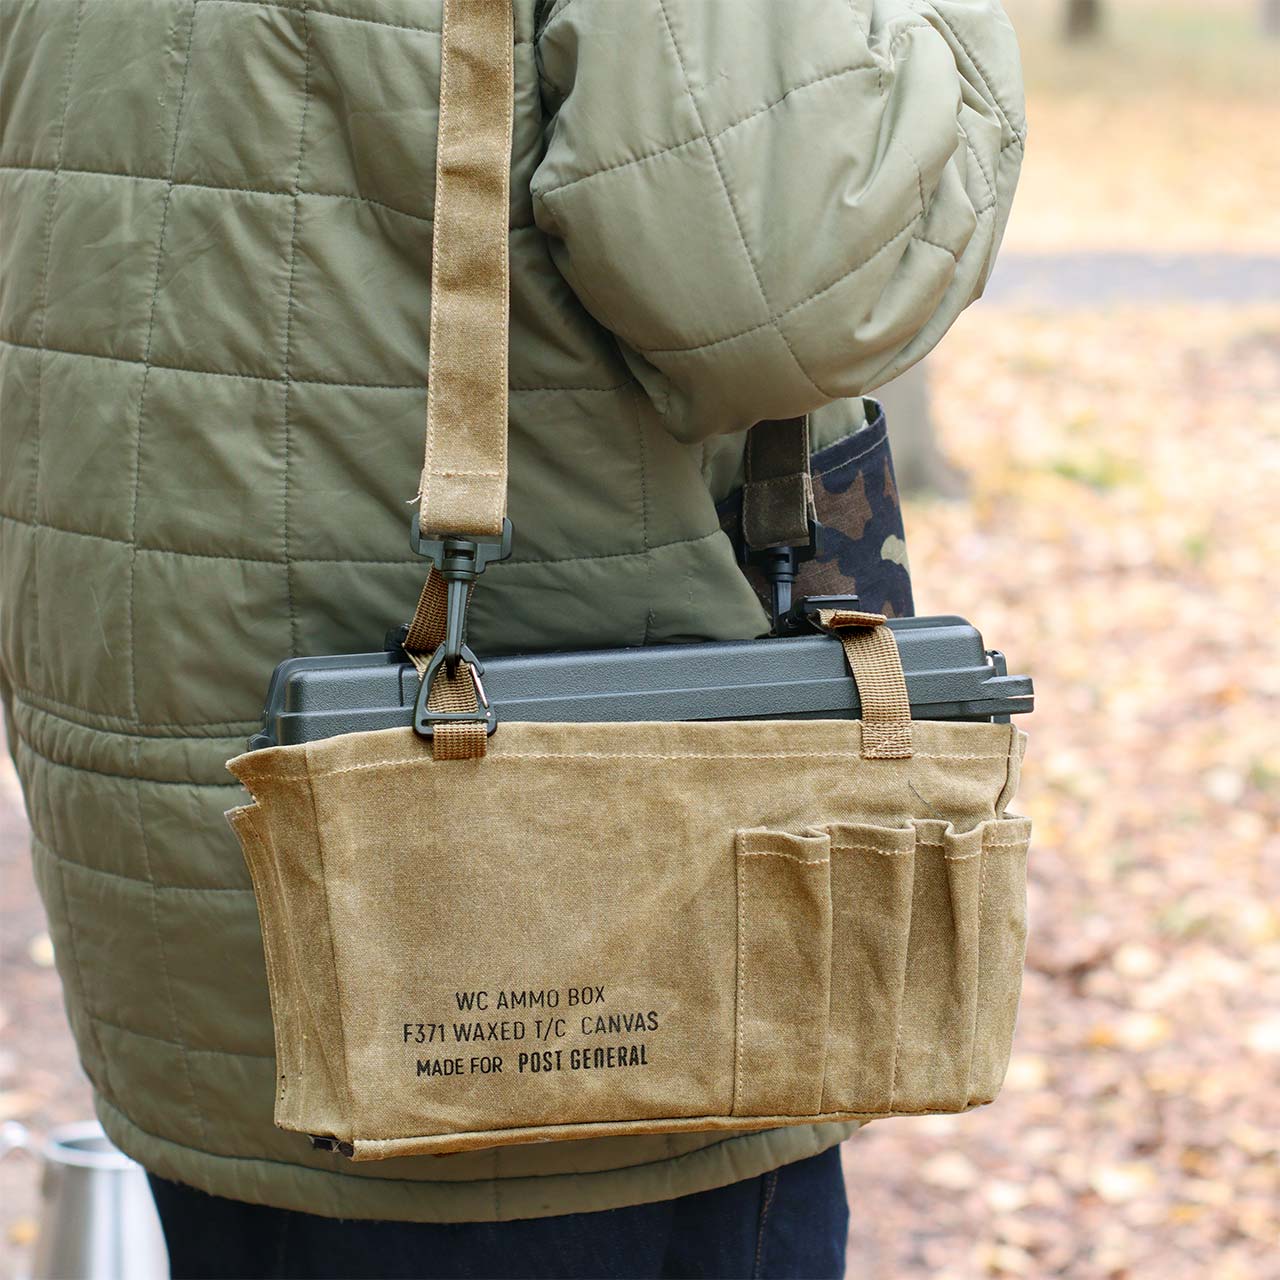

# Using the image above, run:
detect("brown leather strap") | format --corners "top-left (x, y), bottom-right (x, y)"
top-left (416, 0), bottom-right (514, 540)
top-left (816, 609), bottom-right (913, 759)
top-left (742, 416), bottom-right (814, 550)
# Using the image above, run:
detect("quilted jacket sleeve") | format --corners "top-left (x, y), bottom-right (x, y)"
top-left (531, 0), bottom-right (1025, 443)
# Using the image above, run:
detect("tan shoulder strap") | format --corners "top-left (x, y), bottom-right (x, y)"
top-left (405, 1), bottom-right (911, 765)
top-left (416, 0), bottom-right (514, 541)
top-left (403, 0), bottom-right (514, 760)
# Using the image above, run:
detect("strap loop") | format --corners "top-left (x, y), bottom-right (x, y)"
top-left (404, 567), bottom-right (493, 760)
top-left (741, 416), bottom-right (822, 630)
top-left (816, 609), bottom-right (914, 760)
top-left (743, 415), bottom-right (815, 550)
top-left (413, 645), bottom-right (495, 757)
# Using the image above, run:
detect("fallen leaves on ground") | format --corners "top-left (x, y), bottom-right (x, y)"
top-left (843, 303), bottom-right (1280, 1279)
top-left (1002, 0), bottom-right (1279, 253)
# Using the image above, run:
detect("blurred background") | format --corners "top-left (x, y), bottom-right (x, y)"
top-left (850, 0), bottom-right (1279, 1275)
top-left (2, 0), bottom-right (1277, 1276)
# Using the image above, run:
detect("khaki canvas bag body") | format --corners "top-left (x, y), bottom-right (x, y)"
top-left (225, 0), bottom-right (1031, 1161)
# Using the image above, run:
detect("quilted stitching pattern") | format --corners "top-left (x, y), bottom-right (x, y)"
top-left (0, 0), bottom-right (1023, 1219)
top-left (533, 0), bottom-right (1025, 441)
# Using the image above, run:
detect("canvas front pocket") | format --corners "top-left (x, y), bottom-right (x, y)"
top-left (228, 717), bottom-right (1030, 1155)
top-left (965, 816), bottom-right (1033, 1104)
top-left (732, 827), bottom-right (833, 1117)
top-left (736, 816), bottom-right (1032, 1120)
top-left (822, 816), bottom-right (1032, 1115)
top-left (820, 822), bottom-right (918, 1114)
top-left (316, 812), bottom-right (738, 1144)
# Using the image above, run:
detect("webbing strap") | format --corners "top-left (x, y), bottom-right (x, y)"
top-left (424, 673), bottom-right (489, 760)
top-left (405, 570), bottom-right (462, 660)
top-left (406, 2), bottom-right (830, 762)
top-left (406, 0), bottom-right (514, 758)
top-left (817, 609), bottom-right (914, 759)
top-left (742, 416), bottom-right (815, 550)
top-left (416, 0), bottom-right (514, 540)
top-left (405, 570), bottom-right (487, 760)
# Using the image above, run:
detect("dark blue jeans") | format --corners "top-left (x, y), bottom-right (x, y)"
top-left (149, 1145), bottom-right (848, 1279)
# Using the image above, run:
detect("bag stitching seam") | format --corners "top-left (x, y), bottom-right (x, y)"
top-left (887, 857), bottom-right (917, 1111)
top-left (737, 851), bottom-right (830, 865)
top-left (967, 836), bottom-right (993, 1090)
top-left (831, 843), bottom-right (912, 856)
top-left (733, 852), bottom-right (746, 1116)
top-left (305, 749), bottom-right (1011, 779)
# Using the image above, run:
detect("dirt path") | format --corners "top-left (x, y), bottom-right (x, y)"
top-left (987, 253), bottom-right (1280, 308)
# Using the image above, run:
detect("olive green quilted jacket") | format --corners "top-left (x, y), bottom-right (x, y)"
top-left (0, 0), bottom-right (1024, 1221)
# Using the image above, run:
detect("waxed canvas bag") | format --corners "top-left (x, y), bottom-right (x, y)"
top-left (225, 0), bottom-right (1031, 1161)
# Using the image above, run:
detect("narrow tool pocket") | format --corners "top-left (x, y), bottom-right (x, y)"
top-left (887, 821), bottom-right (986, 1113)
top-left (732, 828), bottom-right (833, 1116)
top-left (891, 818), bottom-right (1031, 1112)
top-left (820, 822), bottom-right (917, 1114)
top-left (965, 816), bottom-right (1033, 1104)
top-left (732, 814), bottom-right (1032, 1121)
top-left (819, 816), bottom-right (1032, 1115)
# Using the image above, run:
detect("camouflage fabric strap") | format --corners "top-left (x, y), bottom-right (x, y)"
top-left (742, 415), bottom-right (815, 550)
top-left (406, 0), bottom-right (514, 760)
top-left (816, 609), bottom-right (914, 760)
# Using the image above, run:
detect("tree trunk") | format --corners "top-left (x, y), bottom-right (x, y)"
top-left (872, 362), bottom-right (967, 499)
top-left (1064, 0), bottom-right (1103, 41)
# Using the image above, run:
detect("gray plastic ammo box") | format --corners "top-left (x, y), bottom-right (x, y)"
top-left (248, 615), bottom-right (1032, 750)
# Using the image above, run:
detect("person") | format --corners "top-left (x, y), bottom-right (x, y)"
top-left (0, 0), bottom-right (1024, 1275)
